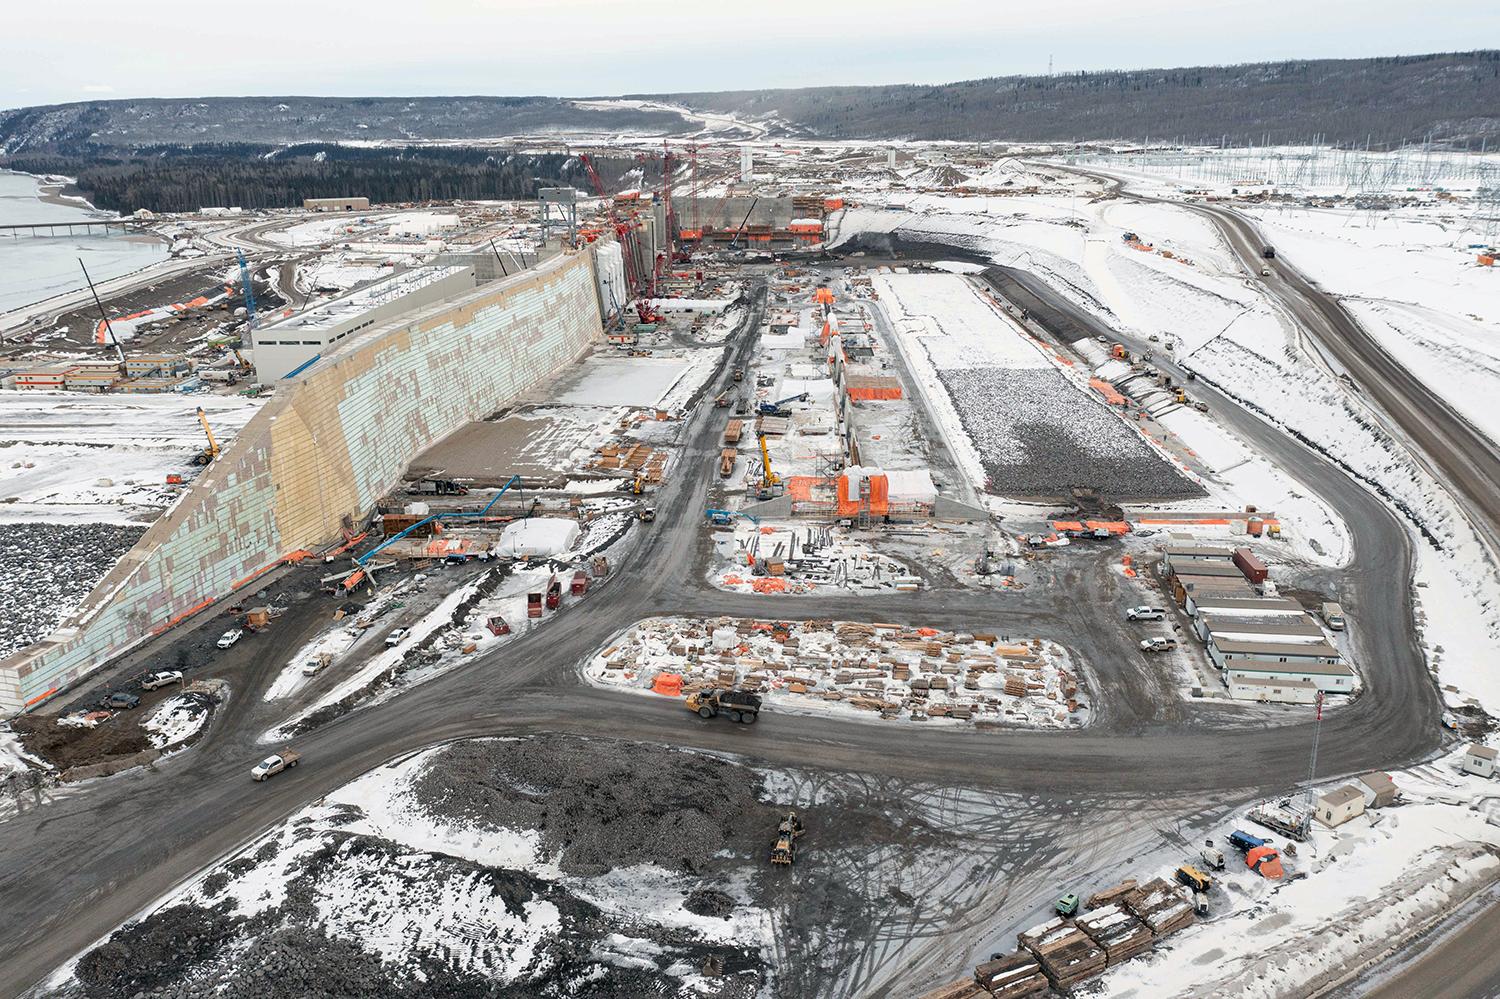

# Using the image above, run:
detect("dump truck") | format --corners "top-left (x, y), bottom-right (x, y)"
top-left (770, 810), bottom-right (805, 865)
top-left (685, 688), bottom-right (761, 724)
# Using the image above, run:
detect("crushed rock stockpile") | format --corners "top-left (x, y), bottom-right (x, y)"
top-left (939, 368), bottom-right (1203, 500)
top-left (411, 736), bottom-right (785, 877)
top-left (61, 736), bottom-right (782, 999)
top-left (0, 522), bottom-right (146, 660)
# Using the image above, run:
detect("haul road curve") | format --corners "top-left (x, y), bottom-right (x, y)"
top-left (0, 253), bottom-right (1450, 997)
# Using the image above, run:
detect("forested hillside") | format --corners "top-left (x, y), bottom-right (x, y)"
top-left (654, 51), bottom-right (1500, 145)
top-left (2, 144), bottom-right (652, 214)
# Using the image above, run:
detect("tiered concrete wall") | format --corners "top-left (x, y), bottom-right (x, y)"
top-left (1, 249), bottom-right (603, 712)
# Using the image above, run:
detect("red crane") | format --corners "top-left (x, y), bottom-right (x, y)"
top-left (580, 152), bottom-right (663, 325)
top-left (578, 152), bottom-right (645, 305)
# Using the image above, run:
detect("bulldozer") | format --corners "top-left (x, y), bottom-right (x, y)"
top-left (770, 810), bottom-right (805, 866)
top-left (685, 688), bottom-right (761, 725)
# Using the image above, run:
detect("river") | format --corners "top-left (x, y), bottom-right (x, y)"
top-left (0, 171), bottom-right (167, 315)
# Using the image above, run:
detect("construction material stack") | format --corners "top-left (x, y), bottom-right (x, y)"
top-left (1123, 878), bottom-right (1197, 938)
top-left (972, 951), bottom-right (1049, 998)
top-left (1076, 904), bottom-right (1155, 966)
top-left (1018, 917), bottom-right (1106, 991)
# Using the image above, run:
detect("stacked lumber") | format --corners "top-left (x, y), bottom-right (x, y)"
top-left (1085, 879), bottom-right (1137, 909)
top-left (1077, 904), bottom-right (1155, 965)
top-left (1124, 878), bottom-right (1196, 937)
top-left (917, 978), bottom-right (986, 999)
top-left (1021, 921), bottom-right (1106, 991)
top-left (972, 951), bottom-right (1048, 998)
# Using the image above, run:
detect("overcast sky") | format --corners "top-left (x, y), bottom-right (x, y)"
top-left (3, 0), bottom-right (1497, 108)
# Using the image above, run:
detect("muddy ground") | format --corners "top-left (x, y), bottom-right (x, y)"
top-left (52, 735), bottom-right (979, 999)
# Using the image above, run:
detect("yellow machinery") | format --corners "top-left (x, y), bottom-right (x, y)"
top-left (232, 347), bottom-right (252, 371)
top-left (756, 432), bottom-right (782, 500)
top-left (1174, 387), bottom-right (1188, 404)
top-left (632, 474), bottom-right (646, 495)
top-left (192, 406), bottom-right (220, 466)
top-left (770, 810), bottom-right (805, 865)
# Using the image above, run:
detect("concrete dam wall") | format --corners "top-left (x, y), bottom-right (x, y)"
top-left (1, 249), bottom-right (604, 712)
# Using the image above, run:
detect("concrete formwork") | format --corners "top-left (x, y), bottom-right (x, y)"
top-left (1, 249), bottom-right (605, 712)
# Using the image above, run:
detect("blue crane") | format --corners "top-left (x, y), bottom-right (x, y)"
top-left (706, 508), bottom-right (760, 526)
top-left (236, 250), bottom-right (259, 331)
top-left (356, 475), bottom-right (522, 569)
top-left (756, 392), bottom-right (809, 417)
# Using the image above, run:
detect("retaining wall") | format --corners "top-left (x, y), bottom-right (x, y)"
top-left (1, 249), bottom-right (603, 712)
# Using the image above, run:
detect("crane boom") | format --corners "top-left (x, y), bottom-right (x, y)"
top-left (195, 406), bottom-right (220, 465)
top-left (236, 250), bottom-right (258, 331)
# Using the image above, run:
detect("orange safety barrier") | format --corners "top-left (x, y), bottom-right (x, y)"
top-left (652, 673), bottom-right (684, 696)
top-left (1086, 520), bottom-right (1131, 535)
top-left (784, 475), bottom-right (826, 502)
top-left (1089, 377), bottom-right (1127, 406)
top-left (752, 578), bottom-right (788, 593)
top-left (723, 574), bottom-right (745, 585)
top-left (846, 386), bottom-right (903, 401)
top-left (1051, 521), bottom-right (1085, 532)
top-left (868, 473), bottom-right (889, 516)
top-left (24, 686), bottom-right (59, 707)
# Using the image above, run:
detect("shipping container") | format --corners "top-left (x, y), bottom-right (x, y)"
top-left (1232, 547), bottom-right (1268, 584)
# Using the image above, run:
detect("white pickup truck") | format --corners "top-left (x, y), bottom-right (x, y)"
top-left (250, 750), bottom-right (301, 781)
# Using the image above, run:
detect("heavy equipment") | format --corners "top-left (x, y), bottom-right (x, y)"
top-left (706, 508), bottom-right (760, 527)
top-left (754, 432), bottom-right (783, 500)
top-left (236, 249), bottom-right (259, 331)
top-left (192, 406), bottom-right (220, 465)
top-left (769, 810), bottom-right (804, 865)
top-left (756, 393), bottom-right (808, 418)
top-left (685, 688), bottom-right (761, 724)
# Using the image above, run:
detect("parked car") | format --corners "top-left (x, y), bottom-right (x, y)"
top-left (217, 628), bottom-right (244, 649)
top-left (251, 750), bottom-right (301, 781)
top-left (1139, 636), bottom-right (1178, 653)
top-left (385, 628), bottom-right (408, 647)
top-left (140, 670), bottom-right (183, 691)
top-left (1126, 606), bottom-right (1166, 621)
top-left (102, 691), bottom-right (140, 710)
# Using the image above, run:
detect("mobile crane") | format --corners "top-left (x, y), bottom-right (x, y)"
top-left (192, 406), bottom-right (220, 466)
top-left (754, 432), bottom-right (783, 500)
top-left (756, 392), bottom-right (809, 418)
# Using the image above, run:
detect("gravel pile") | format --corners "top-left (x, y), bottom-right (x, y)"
top-left (67, 827), bottom-right (765, 999)
top-left (0, 522), bottom-right (145, 659)
top-left (939, 367), bottom-right (1204, 501)
top-left (410, 736), bottom-right (781, 877)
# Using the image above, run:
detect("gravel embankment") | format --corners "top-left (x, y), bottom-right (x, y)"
top-left (939, 367), bottom-right (1204, 500)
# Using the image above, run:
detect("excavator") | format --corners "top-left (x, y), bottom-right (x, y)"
top-left (191, 406), bottom-right (220, 466)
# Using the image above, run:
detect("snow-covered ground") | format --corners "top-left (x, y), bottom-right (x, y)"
top-left (1095, 747), bottom-right (1500, 998)
top-left (871, 271), bottom-right (1201, 502)
top-left (0, 391), bottom-right (262, 523)
top-left (709, 520), bottom-right (917, 595)
top-left (142, 693), bottom-right (211, 750)
top-left (584, 616), bottom-right (1090, 729)
top-left (45, 739), bottom-right (777, 997)
top-left (834, 174), bottom-right (1500, 714)
top-left (548, 354), bottom-right (703, 409)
